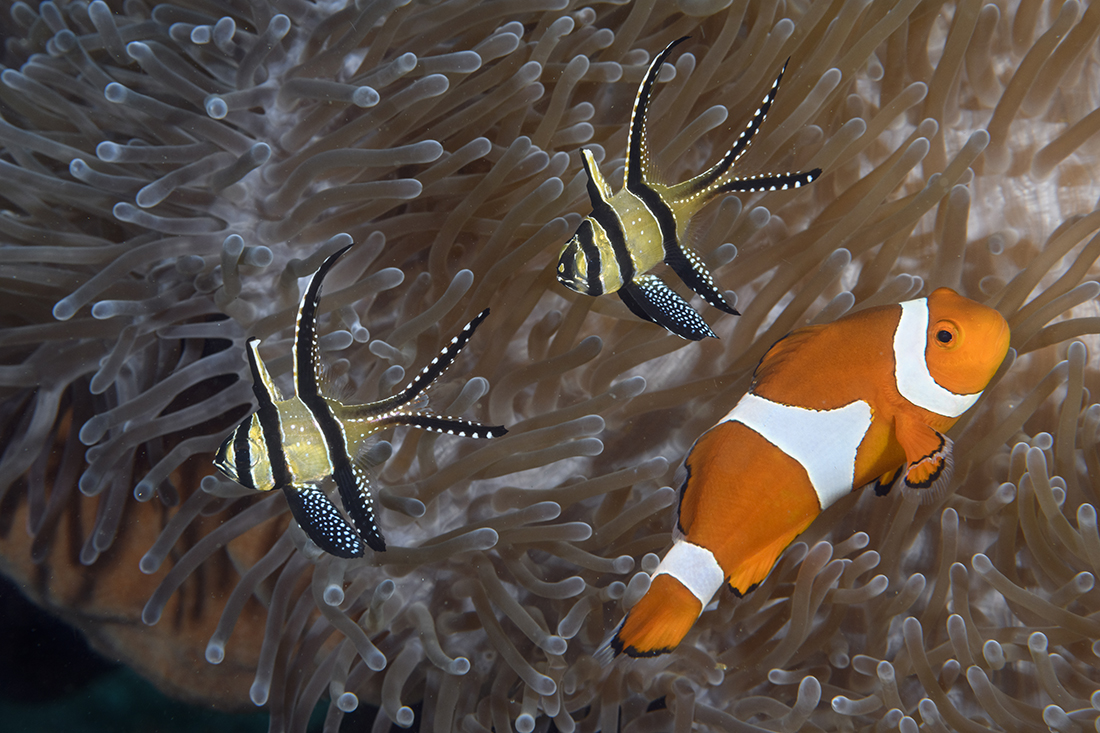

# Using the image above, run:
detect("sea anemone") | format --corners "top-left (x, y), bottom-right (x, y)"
top-left (1, 0), bottom-right (1099, 731)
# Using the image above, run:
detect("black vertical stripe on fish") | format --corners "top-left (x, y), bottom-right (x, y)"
top-left (291, 246), bottom-right (382, 550)
top-left (232, 423), bottom-right (255, 490)
top-left (214, 243), bottom-right (507, 559)
top-left (246, 338), bottom-right (290, 489)
top-left (594, 210), bottom-right (635, 290)
top-left (557, 37), bottom-right (822, 339)
top-left (573, 220), bottom-right (604, 297)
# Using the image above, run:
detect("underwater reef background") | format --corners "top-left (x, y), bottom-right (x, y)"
top-left (1, 0), bottom-right (1100, 731)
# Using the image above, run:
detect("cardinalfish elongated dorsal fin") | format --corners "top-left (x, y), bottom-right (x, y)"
top-left (624, 36), bottom-right (688, 190)
top-left (213, 241), bottom-right (508, 558)
top-left (557, 38), bottom-right (822, 340)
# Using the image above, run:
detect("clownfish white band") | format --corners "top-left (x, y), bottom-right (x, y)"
top-left (652, 540), bottom-right (725, 609)
top-left (893, 299), bottom-right (983, 418)
top-left (721, 393), bottom-right (872, 510)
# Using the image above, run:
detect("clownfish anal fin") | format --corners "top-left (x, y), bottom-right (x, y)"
top-left (619, 274), bottom-right (716, 341)
top-left (283, 484), bottom-right (365, 558)
top-left (896, 417), bottom-right (955, 504)
top-left (873, 466), bottom-right (903, 496)
top-left (663, 244), bottom-right (739, 316)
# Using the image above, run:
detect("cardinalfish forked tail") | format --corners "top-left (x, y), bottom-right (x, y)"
top-left (605, 288), bottom-right (1010, 658)
top-left (214, 244), bottom-right (507, 558)
top-left (557, 36), bottom-right (822, 341)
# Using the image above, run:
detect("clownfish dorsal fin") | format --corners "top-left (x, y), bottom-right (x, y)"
top-left (751, 325), bottom-right (825, 388)
top-left (618, 274), bottom-right (716, 340)
top-left (894, 413), bottom-right (955, 504)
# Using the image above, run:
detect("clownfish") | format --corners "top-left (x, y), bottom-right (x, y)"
top-left (606, 288), bottom-right (1010, 657)
top-left (214, 244), bottom-right (506, 558)
top-left (557, 37), bottom-right (821, 341)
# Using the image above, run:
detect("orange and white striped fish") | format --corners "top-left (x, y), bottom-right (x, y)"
top-left (607, 288), bottom-right (1010, 657)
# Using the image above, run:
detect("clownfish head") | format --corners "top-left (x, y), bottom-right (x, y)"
top-left (923, 287), bottom-right (1010, 396)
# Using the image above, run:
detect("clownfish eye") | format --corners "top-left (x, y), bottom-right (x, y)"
top-left (932, 320), bottom-right (959, 348)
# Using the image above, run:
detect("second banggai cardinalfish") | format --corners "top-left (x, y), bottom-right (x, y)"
top-left (214, 244), bottom-right (506, 558)
top-left (604, 288), bottom-right (1010, 658)
top-left (557, 36), bottom-right (821, 340)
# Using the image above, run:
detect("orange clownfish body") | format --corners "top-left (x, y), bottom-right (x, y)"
top-left (609, 287), bottom-right (1010, 657)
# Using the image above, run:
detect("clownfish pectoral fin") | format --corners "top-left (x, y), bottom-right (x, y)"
top-left (895, 416), bottom-right (955, 504)
top-left (283, 484), bottom-right (365, 558)
top-left (580, 148), bottom-right (613, 208)
top-left (664, 244), bottom-right (739, 316)
top-left (874, 466), bottom-right (904, 496)
top-left (607, 574), bottom-right (704, 658)
top-left (333, 461), bottom-right (386, 552)
top-left (618, 274), bottom-right (716, 340)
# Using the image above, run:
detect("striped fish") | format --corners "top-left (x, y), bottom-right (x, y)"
top-left (214, 244), bottom-right (506, 558)
top-left (557, 37), bottom-right (822, 340)
top-left (605, 288), bottom-right (1010, 657)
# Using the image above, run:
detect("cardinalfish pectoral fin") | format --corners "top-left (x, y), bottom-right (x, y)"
top-left (283, 483), bottom-right (365, 558)
top-left (894, 413), bottom-right (954, 503)
top-left (618, 274), bottom-right (716, 340)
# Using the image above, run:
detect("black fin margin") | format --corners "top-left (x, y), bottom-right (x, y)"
top-left (619, 275), bottom-right (715, 340)
top-left (283, 484), bottom-right (365, 558)
top-left (874, 466), bottom-right (904, 496)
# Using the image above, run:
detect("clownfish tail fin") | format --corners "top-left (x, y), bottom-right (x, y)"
top-left (608, 574), bottom-right (705, 658)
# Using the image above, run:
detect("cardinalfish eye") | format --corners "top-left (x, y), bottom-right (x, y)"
top-left (932, 320), bottom-right (959, 348)
top-left (214, 434), bottom-right (235, 475)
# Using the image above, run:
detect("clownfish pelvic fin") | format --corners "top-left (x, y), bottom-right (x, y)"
top-left (602, 288), bottom-right (1010, 659)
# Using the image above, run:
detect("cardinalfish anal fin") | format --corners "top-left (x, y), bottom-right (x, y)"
top-left (557, 36), bottom-right (822, 340)
top-left (602, 288), bottom-right (1010, 659)
top-left (214, 244), bottom-right (507, 558)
